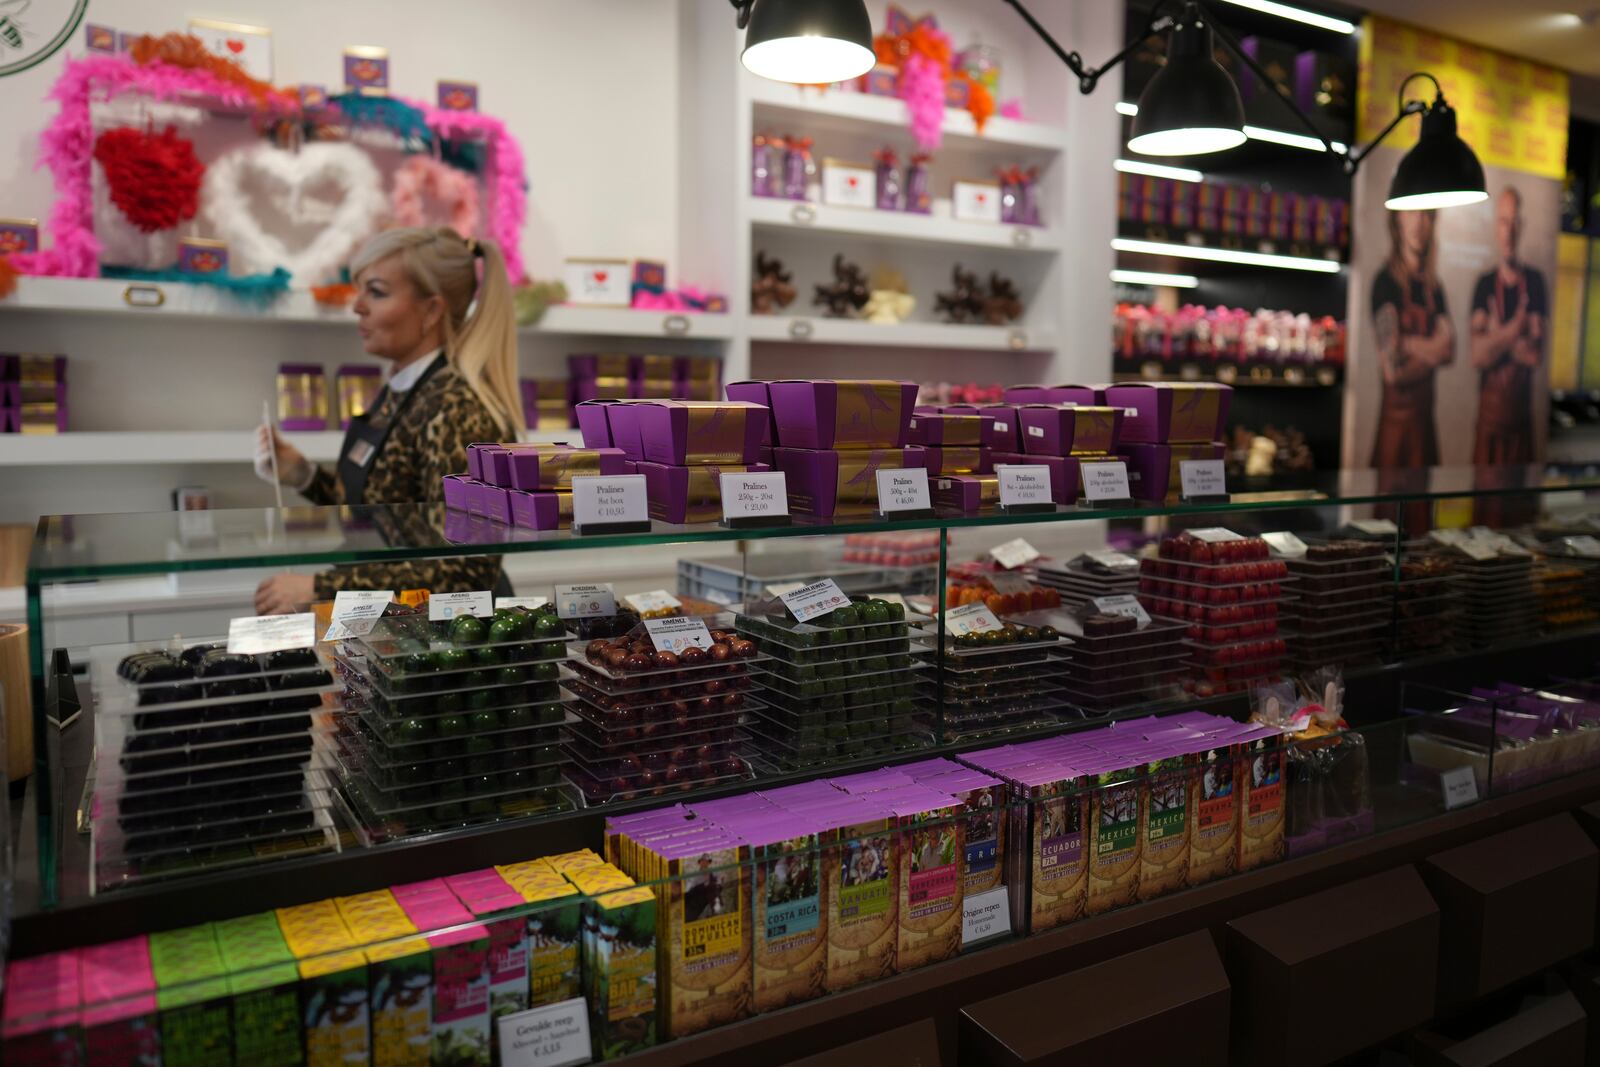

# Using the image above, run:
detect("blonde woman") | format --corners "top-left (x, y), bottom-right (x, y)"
top-left (253, 227), bottom-right (524, 613)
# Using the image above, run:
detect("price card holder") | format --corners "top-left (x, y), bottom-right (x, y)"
top-left (718, 471), bottom-right (791, 530)
top-left (1079, 460), bottom-right (1134, 509)
top-left (875, 468), bottom-right (935, 520)
top-left (995, 464), bottom-right (1056, 515)
top-left (571, 474), bottom-right (652, 536)
top-left (1178, 459), bottom-right (1230, 505)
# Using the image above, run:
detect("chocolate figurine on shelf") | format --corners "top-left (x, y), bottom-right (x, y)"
top-left (863, 266), bottom-right (914, 324)
top-left (935, 265), bottom-right (985, 324)
top-left (813, 253), bottom-right (870, 318)
top-left (983, 271), bottom-right (1023, 325)
top-left (751, 251), bottom-right (797, 314)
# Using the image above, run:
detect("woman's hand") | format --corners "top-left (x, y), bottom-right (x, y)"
top-left (255, 573), bottom-right (316, 616)
top-left (254, 425), bottom-right (315, 490)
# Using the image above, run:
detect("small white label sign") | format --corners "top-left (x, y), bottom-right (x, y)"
top-left (1092, 594), bottom-right (1151, 625)
top-left (1188, 527), bottom-right (1244, 543)
top-left (324, 590), bottom-right (393, 640)
top-left (555, 583), bottom-right (615, 619)
top-left (429, 591), bottom-right (494, 622)
top-left (571, 474), bottom-right (648, 528)
top-left (764, 581), bottom-right (806, 599)
top-left (996, 465), bottom-right (1053, 509)
top-left (989, 572), bottom-right (1034, 595)
top-left (1262, 532), bottom-right (1308, 558)
top-left (720, 471), bottom-right (789, 521)
top-left (962, 887), bottom-right (1012, 946)
top-left (496, 996), bottom-right (592, 1067)
top-left (1440, 765), bottom-right (1479, 810)
top-left (1458, 540), bottom-right (1499, 561)
top-left (990, 538), bottom-right (1040, 570)
top-left (625, 590), bottom-right (682, 615)
top-left (876, 468), bottom-right (932, 513)
top-left (946, 601), bottom-right (1003, 636)
top-left (1087, 549), bottom-right (1137, 570)
top-left (1081, 460), bottom-right (1131, 502)
top-left (778, 578), bottom-right (851, 623)
top-left (228, 612), bottom-right (316, 656)
top-left (1565, 535), bottom-right (1600, 558)
top-left (1179, 459), bottom-right (1227, 499)
top-left (1351, 518), bottom-right (1399, 536)
top-left (497, 596), bottom-right (550, 612)
top-left (643, 615), bottom-right (714, 653)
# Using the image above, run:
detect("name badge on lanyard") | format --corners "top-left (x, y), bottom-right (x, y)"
top-left (347, 438), bottom-right (378, 469)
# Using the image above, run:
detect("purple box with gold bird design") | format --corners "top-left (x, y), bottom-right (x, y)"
top-left (772, 447), bottom-right (924, 519)
top-left (1102, 382), bottom-right (1232, 444)
top-left (767, 380), bottom-right (918, 450)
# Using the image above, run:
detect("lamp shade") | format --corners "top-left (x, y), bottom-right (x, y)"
top-left (741, 0), bottom-right (875, 85)
top-left (1384, 101), bottom-right (1488, 210)
top-left (1128, 14), bottom-right (1247, 156)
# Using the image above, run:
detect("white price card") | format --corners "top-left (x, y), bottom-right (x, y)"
top-left (228, 612), bottom-right (316, 656)
top-left (496, 996), bottom-right (593, 1067)
top-left (644, 615), bottom-right (714, 653)
top-left (989, 538), bottom-right (1040, 570)
top-left (1262, 532), bottom-right (1308, 558)
top-left (1458, 540), bottom-right (1499, 561)
top-left (875, 467), bottom-right (932, 513)
top-left (1188, 527), bottom-right (1243, 543)
top-left (1087, 549), bottom-right (1137, 569)
top-left (1092, 594), bottom-right (1151, 625)
top-left (555, 583), bottom-right (615, 619)
top-left (778, 579), bottom-right (851, 623)
top-left (763, 581), bottom-right (806, 599)
top-left (1440, 765), bottom-right (1479, 811)
top-left (625, 590), bottom-right (682, 615)
top-left (497, 596), bottom-right (550, 612)
top-left (719, 471), bottom-right (789, 521)
top-left (1564, 535), bottom-right (1600, 558)
top-left (1429, 529), bottom-right (1468, 547)
top-left (571, 474), bottom-right (648, 528)
top-left (989, 572), bottom-right (1034, 595)
top-left (962, 887), bottom-right (1012, 947)
top-left (429, 591), bottom-right (494, 622)
top-left (946, 601), bottom-right (1003, 636)
top-left (1179, 459), bottom-right (1227, 499)
top-left (1080, 460), bottom-right (1131, 502)
top-left (1351, 518), bottom-right (1399, 536)
top-left (996, 465), bottom-right (1053, 509)
top-left (324, 590), bottom-right (393, 640)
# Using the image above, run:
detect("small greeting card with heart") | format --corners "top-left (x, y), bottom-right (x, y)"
top-left (822, 159), bottom-right (876, 210)
top-left (189, 18), bottom-right (273, 81)
top-left (564, 259), bottom-right (632, 307)
top-left (953, 180), bottom-right (1002, 224)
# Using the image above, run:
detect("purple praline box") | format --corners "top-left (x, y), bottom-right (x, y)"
top-left (771, 446), bottom-right (922, 518)
top-left (84, 24), bottom-right (117, 53)
top-left (1119, 442), bottom-right (1225, 502)
top-left (908, 413), bottom-right (985, 447)
top-left (1017, 405), bottom-right (1122, 457)
top-left (766, 380), bottom-right (918, 450)
top-left (724, 381), bottom-right (774, 445)
top-left (605, 402), bottom-right (649, 461)
top-left (1004, 383), bottom-right (1102, 406)
top-left (991, 452), bottom-right (1081, 505)
top-left (0, 218), bottom-right (39, 255)
top-left (636, 461), bottom-right (772, 524)
top-left (508, 490), bottom-right (572, 531)
top-left (574, 399), bottom-right (622, 447)
top-left (635, 400), bottom-right (767, 466)
top-left (932, 474), bottom-right (999, 513)
top-left (437, 80), bottom-right (478, 111)
top-left (343, 48), bottom-right (389, 94)
top-left (506, 446), bottom-right (627, 491)
top-left (920, 445), bottom-right (992, 476)
top-left (466, 442), bottom-right (497, 481)
top-left (470, 482), bottom-right (511, 523)
top-left (1101, 382), bottom-right (1232, 444)
top-left (442, 475), bottom-right (479, 512)
top-left (946, 403), bottom-right (1021, 452)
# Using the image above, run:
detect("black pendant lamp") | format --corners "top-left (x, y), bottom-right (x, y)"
top-left (1127, 5), bottom-right (1247, 156)
top-left (736, 0), bottom-right (876, 85)
top-left (1384, 94), bottom-right (1488, 210)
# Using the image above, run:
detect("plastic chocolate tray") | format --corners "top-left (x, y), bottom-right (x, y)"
top-left (566, 751), bottom-right (753, 806)
top-left (560, 692), bottom-right (752, 734)
top-left (746, 666), bottom-right (920, 704)
top-left (755, 646), bottom-right (929, 683)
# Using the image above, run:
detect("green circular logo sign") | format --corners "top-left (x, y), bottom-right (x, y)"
top-left (0, 0), bottom-right (89, 78)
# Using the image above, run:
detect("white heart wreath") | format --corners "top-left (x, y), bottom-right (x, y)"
top-left (202, 142), bottom-right (387, 285)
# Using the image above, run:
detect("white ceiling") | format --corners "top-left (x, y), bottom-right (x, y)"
top-left (1357, 0), bottom-right (1600, 76)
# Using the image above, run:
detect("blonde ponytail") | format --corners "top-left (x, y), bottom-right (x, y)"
top-left (351, 226), bottom-right (525, 435)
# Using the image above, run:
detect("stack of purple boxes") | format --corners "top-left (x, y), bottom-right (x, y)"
top-left (520, 377), bottom-right (570, 431)
top-left (1101, 381), bottom-right (1231, 503)
top-left (728, 380), bottom-right (923, 519)
top-left (3, 354), bottom-right (67, 434)
top-left (567, 355), bottom-right (722, 410)
top-left (445, 443), bottom-right (628, 530)
top-left (627, 400), bottom-right (770, 524)
top-left (909, 409), bottom-right (991, 511)
top-left (1117, 173), bottom-right (1350, 248)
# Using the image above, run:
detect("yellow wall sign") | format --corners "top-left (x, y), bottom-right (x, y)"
top-left (1358, 16), bottom-right (1568, 181)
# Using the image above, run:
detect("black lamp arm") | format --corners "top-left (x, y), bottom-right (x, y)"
top-left (729, 0), bottom-right (754, 30)
top-left (1002, 0), bottom-right (1175, 95)
top-left (1197, 2), bottom-right (1344, 158)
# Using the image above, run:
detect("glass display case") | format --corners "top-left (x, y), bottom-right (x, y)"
top-left (15, 463), bottom-right (1600, 913)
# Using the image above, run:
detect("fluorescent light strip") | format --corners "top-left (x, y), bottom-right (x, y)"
top-left (1114, 159), bottom-right (1203, 182)
top-left (1213, 0), bottom-right (1356, 34)
top-left (1112, 269), bottom-right (1200, 288)
top-left (1116, 103), bottom-right (1347, 153)
top-left (1112, 237), bottom-right (1343, 273)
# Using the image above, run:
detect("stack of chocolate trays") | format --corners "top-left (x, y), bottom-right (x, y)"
top-left (1030, 551), bottom-right (1141, 609)
top-left (1052, 609), bottom-right (1188, 713)
top-left (1388, 551), bottom-right (1465, 658)
top-left (1533, 557), bottom-right (1600, 632)
top-left (1449, 547), bottom-right (1538, 650)
top-left (1280, 539), bottom-right (1391, 670)
top-left (331, 608), bottom-right (572, 841)
top-left (735, 598), bottom-right (935, 767)
top-left (922, 611), bottom-right (1074, 741)
top-left (92, 640), bottom-right (341, 891)
top-left (561, 614), bottom-right (761, 802)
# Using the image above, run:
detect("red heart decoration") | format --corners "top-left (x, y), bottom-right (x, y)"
top-left (225, 39), bottom-right (245, 54)
top-left (847, 176), bottom-right (858, 188)
top-left (976, 193), bottom-right (987, 203)
top-left (93, 125), bottom-right (205, 233)
top-left (593, 270), bottom-right (608, 283)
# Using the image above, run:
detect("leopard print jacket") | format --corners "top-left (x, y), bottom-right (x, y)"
top-left (305, 362), bottom-right (506, 599)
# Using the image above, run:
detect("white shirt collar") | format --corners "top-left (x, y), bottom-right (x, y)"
top-left (388, 349), bottom-right (444, 393)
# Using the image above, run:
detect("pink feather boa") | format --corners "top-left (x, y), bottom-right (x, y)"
top-left (17, 54), bottom-right (530, 283)
top-left (389, 155), bottom-right (481, 238)
top-left (899, 53), bottom-right (947, 151)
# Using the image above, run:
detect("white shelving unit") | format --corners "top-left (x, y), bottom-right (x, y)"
top-left (745, 315), bottom-right (1052, 352)
top-left (748, 196), bottom-right (1063, 253)
top-left (748, 79), bottom-right (1070, 152)
top-left (528, 305), bottom-right (736, 339)
top-left (0, 428), bottom-right (581, 467)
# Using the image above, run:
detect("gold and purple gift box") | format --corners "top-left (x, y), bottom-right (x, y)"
top-left (767, 379), bottom-right (918, 450)
top-left (520, 378), bottom-right (570, 431)
top-left (921, 445), bottom-right (991, 476)
top-left (1120, 442), bottom-right (1225, 503)
top-left (299, 84), bottom-right (328, 109)
top-left (632, 354), bottom-right (676, 399)
top-left (443, 475), bottom-right (479, 512)
top-left (476, 445), bottom-right (626, 491)
top-left (437, 80), bottom-right (478, 112)
top-left (724, 380), bottom-right (774, 444)
top-left (1218, 184), bottom-right (1246, 235)
top-left (636, 400), bottom-right (767, 466)
top-left (1266, 190), bottom-right (1291, 240)
top-left (343, 46), bottom-right (389, 95)
top-left (637, 461), bottom-right (772, 524)
top-left (1002, 383), bottom-right (1101, 406)
top-left (177, 237), bottom-right (228, 275)
top-left (0, 217), bottom-right (39, 255)
top-left (945, 402), bottom-right (1022, 452)
top-left (1196, 181), bottom-right (1223, 231)
top-left (909, 413), bottom-right (984, 447)
top-left (772, 446), bottom-right (923, 519)
top-left (1017, 404), bottom-right (1123, 457)
top-left (336, 365), bottom-right (383, 429)
top-left (933, 474), bottom-right (1000, 514)
top-left (862, 63), bottom-right (899, 97)
top-left (85, 24), bottom-right (117, 53)
top-left (1102, 382), bottom-right (1231, 444)
top-left (1242, 186), bottom-right (1268, 238)
top-left (509, 489), bottom-right (574, 531)
top-left (991, 452), bottom-right (1081, 505)
top-left (276, 363), bottom-right (328, 430)
top-left (1288, 192), bottom-right (1312, 243)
